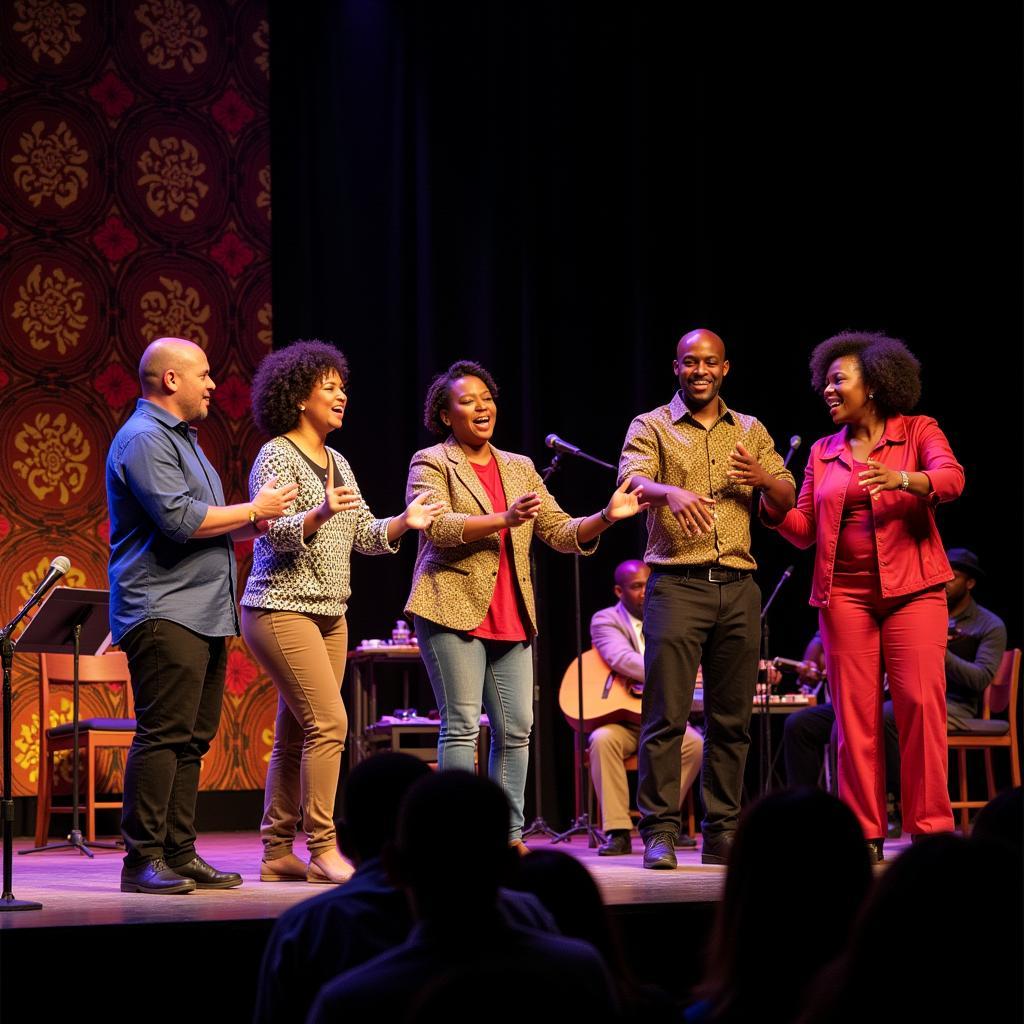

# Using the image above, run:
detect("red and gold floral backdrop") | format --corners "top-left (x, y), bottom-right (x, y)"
top-left (0, 0), bottom-right (276, 804)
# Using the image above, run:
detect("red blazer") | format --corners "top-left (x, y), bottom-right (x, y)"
top-left (772, 415), bottom-right (964, 607)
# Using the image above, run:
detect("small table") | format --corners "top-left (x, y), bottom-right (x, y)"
top-left (347, 646), bottom-right (425, 765)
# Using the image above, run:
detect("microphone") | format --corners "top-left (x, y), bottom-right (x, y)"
top-left (25, 556), bottom-right (71, 613)
top-left (783, 435), bottom-right (802, 469)
top-left (1, 556), bottom-right (70, 638)
top-left (545, 434), bottom-right (582, 456)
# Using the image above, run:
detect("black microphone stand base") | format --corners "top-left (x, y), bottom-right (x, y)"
top-left (522, 815), bottom-right (559, 841)
top-left (20, 828), bottom-right (121, 857)
top-left (550, 813), bottom-right (604, 848)
top-left (0, 893), bottom-right (42, 912)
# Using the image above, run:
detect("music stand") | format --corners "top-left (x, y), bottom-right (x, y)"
top-left (17, 588), bottom-right (121, 857)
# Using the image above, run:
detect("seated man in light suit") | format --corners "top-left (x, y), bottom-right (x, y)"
top-left (589, 560), bottom-right (704, 856)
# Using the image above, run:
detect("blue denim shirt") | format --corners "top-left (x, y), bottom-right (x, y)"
top-left (106, 399), bottom-right (238, 643)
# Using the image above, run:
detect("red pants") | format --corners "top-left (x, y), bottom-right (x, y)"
top-left (819, 575), bottom-right (953, 839)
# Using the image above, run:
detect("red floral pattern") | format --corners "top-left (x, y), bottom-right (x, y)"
top-left (93, 362), bottom-right (138, 408)
top-left (89, 71), bottom-right (135, 119)
top-left (210, 230), bottom-right (255, 277)
top-left (211, 88), bottom-right (256, 136)
top-left (214, 374), bottom-right (252, 420)
top-left (92, 215), bottom-right (139, 262)
top-left (225, 647), bottom-right (259, 696)
top-left (3, 0), bottom-right (271, 797)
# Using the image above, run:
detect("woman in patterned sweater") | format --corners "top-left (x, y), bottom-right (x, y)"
top-left (405, 360), bottom-right (647, 851)
top-left (242, 341), bottom-right (441, 884)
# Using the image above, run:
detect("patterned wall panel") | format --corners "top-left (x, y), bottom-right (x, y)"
top-left (0, 0), bottom-right (274, 801)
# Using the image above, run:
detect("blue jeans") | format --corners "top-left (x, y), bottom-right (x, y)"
top-left (414, 616), bottom-right (533, 841)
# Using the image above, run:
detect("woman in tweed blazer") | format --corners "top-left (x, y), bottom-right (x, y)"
top-left (242, 341), bottom-right (440, 884)
top-left (405, 360), bottom-right (646, 848)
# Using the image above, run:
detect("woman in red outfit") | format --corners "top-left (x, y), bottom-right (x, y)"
top-left (769, 332), bottom-right (962, 861)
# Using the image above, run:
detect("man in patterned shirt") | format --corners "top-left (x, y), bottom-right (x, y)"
top-left (618, 329), bottom-right (796, 868)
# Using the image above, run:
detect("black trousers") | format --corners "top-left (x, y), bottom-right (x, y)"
top-left (638, 572), bottom-right (760, 840)
top-left (119, 619), bottom-right (227, 866)
top-left (783, 702), bottom-right (900, 795)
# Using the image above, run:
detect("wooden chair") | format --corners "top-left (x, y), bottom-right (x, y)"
top-left (584, 749), bottom-right (697, 838)
top-left (35, 651), bottom-right (136, 846)
top-left (947, 648), bottom-right (1021, 832)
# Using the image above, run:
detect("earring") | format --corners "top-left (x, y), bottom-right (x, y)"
top-left (868, 392), bottom-right (875, 400)
top-left (299, 405), bottom-right (306, 411)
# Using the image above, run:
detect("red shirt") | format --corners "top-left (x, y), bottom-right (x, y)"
top-left (834, 460), bottom-right (877, 574)
top-left (773, 415), bottom-right (964, 607)
top-left (469, 458), bottom-right (528, 641)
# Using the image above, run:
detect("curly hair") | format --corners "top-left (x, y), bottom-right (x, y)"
top-left (251, 340), bottom-right (350, 436)
top-left (422, 360), bottom-right (499, 435)
top-left (809, 331), bottom-right (921, 416)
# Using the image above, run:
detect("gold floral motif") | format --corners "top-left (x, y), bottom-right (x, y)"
top-left (256, 302), bottom-right (272, 349)
top-left (11, 120), bottom-right (89, 209)
top-left (12, 0), bottom-right (86, 66)
top-left (262, 725), bottom-right (274, 764)
top-left (137, 136), bottom-right (208, 222)
top-left (253, 19), bottom-right (269, 78)
top-left (12, 264), bottom-right (88, 355)
top-left (256, 164), bottom-right (271, 221)
top-left (135, 0), bottom-right (208, 74)
top-left (140, 276), bottom-right (211, 348)
top-left (14, 700), bottom-right (78, 785)
top-left (13, 415), bottom-right (91, 505)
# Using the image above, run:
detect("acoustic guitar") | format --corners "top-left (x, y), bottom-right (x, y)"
top-left (558, 649), bottom-right (643, 731)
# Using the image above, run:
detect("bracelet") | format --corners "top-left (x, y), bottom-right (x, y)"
top-left (599, 507), bottom-right (613, 525)
top-left (899, 470), bottom-right (910, 492)
top-left (248, 506), bottom-right (258, 525)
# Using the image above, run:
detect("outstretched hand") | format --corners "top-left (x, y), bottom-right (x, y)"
top-left (252, 474), bottom-right (300, 521)
top-left (319, 456), bottom-right (363, 519)
top-left (666, 486), bottom-right (716, 537)
top-left (603, 477), bottom-right (650, 521)
top-left (727, 443), bottom-right (770, 488)
top-left (402, 491), bottom-right (446, 531)
top-left (858, 459), bottom-right (900, 497)
top-left (504, 492), bottom-right (542, 528)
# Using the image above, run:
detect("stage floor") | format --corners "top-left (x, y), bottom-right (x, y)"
top-left (0, 830), bottom-right (910, 930)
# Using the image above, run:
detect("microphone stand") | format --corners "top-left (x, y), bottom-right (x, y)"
top-left (546, 446), bottom-right (617, 849)
top-left (521, 455), bottom-right (562, 841)
top-left (758, 567), bottom-right (793, 795)
top-left (1, 624), bottom-right (42, 911)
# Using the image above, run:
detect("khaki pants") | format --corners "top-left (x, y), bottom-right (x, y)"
top-left (589, 721), bottom-right (703, 833)
top-left (241, 608), bottom-right (348, 859)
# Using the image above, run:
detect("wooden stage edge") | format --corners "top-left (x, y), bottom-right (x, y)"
top-left (0, 830), bottom-right (911, 931)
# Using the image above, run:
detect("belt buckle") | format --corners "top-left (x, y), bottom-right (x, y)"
top-left (707, 566), bottom-right (729, 583)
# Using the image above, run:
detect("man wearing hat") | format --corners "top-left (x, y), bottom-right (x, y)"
top-left (884, 548), bottom-right (1006, 734)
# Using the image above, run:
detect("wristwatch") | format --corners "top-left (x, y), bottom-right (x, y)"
top-left (248, 506), bottom-right (258, 525)
top-left (899, 471), bottom-right (910, 491)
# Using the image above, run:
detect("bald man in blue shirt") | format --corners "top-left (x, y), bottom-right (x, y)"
top-left (107, 337), bottom-right (297, 894)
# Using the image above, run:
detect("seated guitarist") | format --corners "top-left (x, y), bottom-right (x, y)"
top-left (589, 560), bottom-right (704, 856)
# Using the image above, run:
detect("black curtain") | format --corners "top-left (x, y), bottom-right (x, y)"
top-left (271, 2), bottom-right (1022, 824)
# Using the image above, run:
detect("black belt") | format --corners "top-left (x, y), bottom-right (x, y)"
top-left (651, 564), bottom-right (751, 584)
